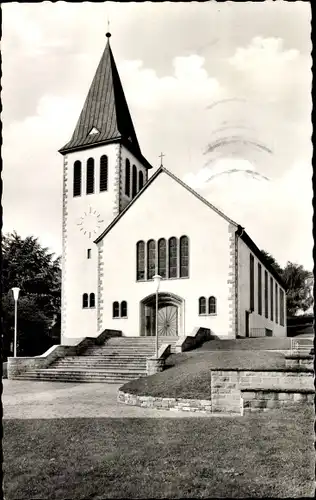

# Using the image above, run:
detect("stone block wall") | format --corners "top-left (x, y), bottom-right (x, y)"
top-left (242, 388), bottom-right (314, 412)
top-left (210, 370), bottom-right (241, 414)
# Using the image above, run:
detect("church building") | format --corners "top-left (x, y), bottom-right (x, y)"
top-left (59, 33), bottom-right (287, 346)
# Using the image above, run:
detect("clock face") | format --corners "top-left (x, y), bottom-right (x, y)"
top-left (77, 207), bottom-right (104, 238)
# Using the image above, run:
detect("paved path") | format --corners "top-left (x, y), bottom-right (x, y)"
top-left (2, 380), bottom-right (215, 419)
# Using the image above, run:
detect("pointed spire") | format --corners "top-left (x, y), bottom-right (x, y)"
top-left (59, 33), bottom-right (147, 164)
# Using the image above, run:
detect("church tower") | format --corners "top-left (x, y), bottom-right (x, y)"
top-left (59, 33), bottom-right (152, 344)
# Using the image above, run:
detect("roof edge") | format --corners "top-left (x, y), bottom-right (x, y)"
top-left (236, 225), bottom-right (287, 290)
top-left (59, 137), bottom-right (153, 169)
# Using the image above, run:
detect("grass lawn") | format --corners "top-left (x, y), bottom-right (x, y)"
top-left (3, 405), bottom-right (314, 499)
top-left (121, 350), bottom-right (287, 399)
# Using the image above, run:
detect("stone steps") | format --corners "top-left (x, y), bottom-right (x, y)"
top-left (13, 336), bottom-right (179, 384)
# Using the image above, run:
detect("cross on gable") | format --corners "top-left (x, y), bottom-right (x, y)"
top-left (159, 152), bottom-right (165, 166)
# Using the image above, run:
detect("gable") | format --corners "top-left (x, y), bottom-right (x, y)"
top-left (95, 168), bottom-right (237, 244)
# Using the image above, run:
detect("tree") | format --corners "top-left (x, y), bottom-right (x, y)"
top-left (1, 231), bottom-right (61, 359)
top-left (260, 250), bottom-right (284, 276)
top-left (261, 248), bottom-right (313, 317)
top-left (282, 262), bottom-right (313, 316)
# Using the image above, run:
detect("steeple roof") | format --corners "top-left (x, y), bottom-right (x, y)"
top-left (59, 34), bottom-right (151, 168)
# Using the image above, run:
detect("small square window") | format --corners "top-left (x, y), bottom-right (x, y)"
top-left (87, 249), bottom-right (91, 259)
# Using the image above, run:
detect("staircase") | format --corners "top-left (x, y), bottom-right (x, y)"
top-left (12, 336), bottom-right (179, 384)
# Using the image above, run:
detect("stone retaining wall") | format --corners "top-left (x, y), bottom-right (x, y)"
top-left (242, 388), bottom-right (314, 412)
top-left (118, 368), bottom-right (314, 415)
top-left (118, 391), bottom-right (215, 413)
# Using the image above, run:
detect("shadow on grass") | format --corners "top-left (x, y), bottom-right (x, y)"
top-left (3, 406), bottom-right (314, 499)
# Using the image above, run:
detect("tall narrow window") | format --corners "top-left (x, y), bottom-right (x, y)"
top-left (113, 301), bottom-right (120, 318)
top-left (138, 171), bottom-right (144, 191)
top-left (125, 159), bottom-right (130, 196)
top-left (86, 158), bottom-right (94, 194)
top-left (264, 271), bottom-right (268, 318)
top-left (280, 289), bottom-right (285, 326)
top-left (89, 293), bottom-right (95, 308)
top-left (199, 297), bottom-right (206, 315)
top-left (121, 301), bottom-right (127, 318)
top-left (132, 165), bottom-right (137, 198)
top-left (158, 239), bottom-right (167, 278)
top-left (82, 293), bottom-right (88, 308)
top-left (136, 241), bottom-right (145, 281)
top-left (168, 237), bottom-right (178, 278)
top-left (100, 155), bottom-right (108, 192)
top-left (180, 236), bottom-right (189, 278)
top-left (209, 296), bottom-right (216, 314)
top-left (250, 254), bottom-right (254, 311)
top-left (147, 240), bottom-right (156, 280)
top-left (258, 263), bottom-right (262, 315)
top-left (73, 161), bottom-right (81, 197)
top-left (270, 277), bottom-right (274, 321)
top-left (275, 283), bottom-right (278, 324)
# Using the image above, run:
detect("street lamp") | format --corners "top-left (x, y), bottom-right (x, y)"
top-left (11, 287), bottom-right (20, 357)
top-left (153, 275), bottom-right (161, 358)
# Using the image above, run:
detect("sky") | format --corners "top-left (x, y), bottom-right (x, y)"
top-left (2, 1), bottom-right (313, 270)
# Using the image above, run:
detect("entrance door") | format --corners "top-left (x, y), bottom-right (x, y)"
top-left (157, 305), bottom-right (178, 336)
top-left (141, 293), bottom-right (182, 337)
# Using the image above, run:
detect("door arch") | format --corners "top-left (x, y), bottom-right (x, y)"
top-left (140, 292), bottom-right (184, 337)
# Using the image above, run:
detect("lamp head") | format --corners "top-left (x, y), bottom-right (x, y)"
top-left (153, 275), bottom-right (161, 292)
top-left (11, 287), bottom-right (20, 301)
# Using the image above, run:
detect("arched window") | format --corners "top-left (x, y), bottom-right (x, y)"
top-left (158, 239), bottom-right (167, 278)
top-left (132, 165), bottom-right (137, 198)
top-left (147, 240), bottom-right (156, 280)
top-left (82, 293), bottom-right (88, 308)
top-left (138, 171), bottom-right (144, 191)
top-left (113, 301), bottom-right (120, 318)
top-left (180, 236), bottom-right (189, 278)
top-left (73, 161), bottom-right (82, 197)
top-left (125, 159), bottom-right (130, 196)
top-left (136, 241), bottom-right (145, 281)
top-left (121, 301), bottom-right (127, 318)
top-left (100, 155), bottom-right (108, 192)
top-left (199, 297), bottom-right (206, 315)
top-left (168, 237), bottom-right (178, 278)
top-left (89, 293), bottom-right (95, 308)
top-left (208, 296), bottom-right (216, 314)
top-left (86, 158), bottom-right (95, 194)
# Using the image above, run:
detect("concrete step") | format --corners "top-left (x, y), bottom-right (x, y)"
top-left (53, 361), bottom-right (147, 367)
top-left (54, 357), bottom-right (147, 364)
top-left (52, 364), bottom-right (146, 371)
top-left (13, 373), bottom-right (137, 383)
top-left (34, 367), bottom-right (147, 374)
top-left (62, 355), bottom-right (151, 360)
top-left (82, 350), bottom-right (157, 355)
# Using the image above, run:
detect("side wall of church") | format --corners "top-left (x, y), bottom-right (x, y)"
top-left (61, 143), bottom-right (120, 344)
top-left (97, 172), bottom-right (234, 339)
top-left (237, 238), bottom-right (287, 337)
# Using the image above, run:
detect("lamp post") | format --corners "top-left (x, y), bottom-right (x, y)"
top-left (11, 287), bottom-right (20, 357)
top-left (153, 275), bottom-right (161, 358)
